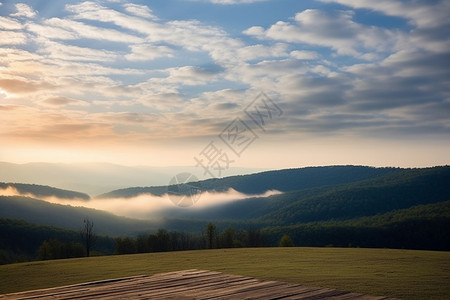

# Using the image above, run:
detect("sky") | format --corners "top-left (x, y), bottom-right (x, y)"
top-left (1, 0), bottom-right (450, 175)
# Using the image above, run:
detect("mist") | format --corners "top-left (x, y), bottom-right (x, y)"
top-left (0, 186), bottom-right (282, 219)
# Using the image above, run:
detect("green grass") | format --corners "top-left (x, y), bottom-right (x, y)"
top-left (1, 248), bottom-right (449, 299)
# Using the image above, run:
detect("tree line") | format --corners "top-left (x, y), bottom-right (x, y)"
top-left (115, 223), bottom-right (265, 255)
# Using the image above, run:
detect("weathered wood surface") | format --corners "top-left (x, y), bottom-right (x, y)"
top-left (0, 269), bottom-right (398, 299)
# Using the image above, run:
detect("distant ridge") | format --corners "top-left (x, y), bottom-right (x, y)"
top-left (97, 165), bottom-right (397, 198)
top-left (0, 182), bottom-right (90, 200)
top-left (1, 165), bottom-right (449, 252)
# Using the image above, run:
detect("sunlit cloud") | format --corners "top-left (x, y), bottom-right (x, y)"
top-left (0, 16), bottom-right (23, 30)
top-left (11, 3), bottom-right (37, 18)
top-left (0, 0), bottom-right (449, 168)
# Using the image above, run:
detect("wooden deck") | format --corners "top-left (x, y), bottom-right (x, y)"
top-left (0, 269), bottom-right (397, 299)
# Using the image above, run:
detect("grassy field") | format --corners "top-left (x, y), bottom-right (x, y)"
top-left (1, 247), bottom-right (449, 299)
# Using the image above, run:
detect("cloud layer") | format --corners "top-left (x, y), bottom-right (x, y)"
top-left (0, 0), bottom-right (449, 168)
top-left (0, 185), bottom-right (282, 219)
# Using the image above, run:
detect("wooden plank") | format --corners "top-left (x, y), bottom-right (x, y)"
top-left (128, 276), bottom-right (261, 299)
top-left (0, 269), bottom-right (399, 300)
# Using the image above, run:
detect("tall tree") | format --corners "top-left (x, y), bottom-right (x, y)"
top-left (206, 222), bottom-right (217, 249)
top-left (81, 218), bottom-right (95, 257)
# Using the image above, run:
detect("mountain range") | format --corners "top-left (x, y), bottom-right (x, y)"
top-left (1, 165), bottom-right (449, 263)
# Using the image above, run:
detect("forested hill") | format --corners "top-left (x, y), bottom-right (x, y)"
top-left (0, 196), bottom-right (157, 236)
top-left (1, 165), bottom-right (449, 256)
top-left (98, 165), bottom-right (397, 198)
top-left (0, 182), bottom-right (90, 200)
top-left (157, 166), bottom-right (450, 223)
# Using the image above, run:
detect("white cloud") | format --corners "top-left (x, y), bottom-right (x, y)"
top-left (237, 43), bottom-right (288, 61)
top-left (43, 18), bottom-right (144, 43)
top-left (245, 9), bottom-right (399, 58)
top-left (0, 16), bottom-right (23, 30)
top-left (11, 3), bottom-right (37, 18)
top-left (318, 0), bottom-right (450, 29)
top-left (126, 44), bottom-right (174, 61)
top-left (26, 23), bottom-right (78, 40)
top-left (0, 30), bottom-right (27, 45)
top-left (123, 3), bottom-right (157, 19)
top-left (66, 2), bottom-right (243, 65)
top-left (152, 66), bottom-right (222, 86)
top-left (0, 187), bottom-right (282, 219)
top-left (242, 26), bottom-right (264, 37)
top-left (66, 1), bottom-right (161, 36)
top-left (37, 39), bottom-right (117, 62)
top-left (1, 0), bottom-right (449, 155)
top-left (290, 50), bottom-right (319, 60)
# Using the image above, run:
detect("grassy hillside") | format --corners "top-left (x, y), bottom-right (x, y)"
top-left (0, 248), bottom-right (449, 300)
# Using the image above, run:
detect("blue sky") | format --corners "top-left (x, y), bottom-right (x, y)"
top-left (0, 0), bottom-right (449, 172)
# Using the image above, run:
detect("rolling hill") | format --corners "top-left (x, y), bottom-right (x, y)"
top-left (1, 165), bottom-right (449, 258)
top-left (0, 196), bottom-right (159, 236)
top-left (97, 165), bottom-right (397, 198)
top-left (0, 182), bottom-right (90, 200)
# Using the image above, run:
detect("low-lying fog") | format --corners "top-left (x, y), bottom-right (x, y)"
top-left (0, 186), bottom-right (282, 219)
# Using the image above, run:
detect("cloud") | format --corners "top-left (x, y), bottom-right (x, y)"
top-left (318, 0), bottom-right (450, 54)
top-left (41, 18), bottom-right (144, 43)
top-left (39, 96), bottom-right (90, 107)
top-left (126, 44), bottom-right (174, 61)
top-left (123, 3), bottom-right (157, 19)
top-left (290, 50), bottom-right (319, 60)
top-left (0, 184), bottom-right (282, 219)
top-left (244, 9), bottom-right (399, 58)
top-left (0, 78), bottom-right (53, 94)
top-left (1, 0), bottom-right (449, 166)
top-left (11, 3), bottom-right (37, 18)
top-left (318, 0), bottom-right (450, 29)
top-left (0, 30), bottom-right (27, 45)
top-left (0, 186), bottom-right (88, 202)
top-left (0, 16), bottom-right (23, 30)
top-left (66, 1), bottom-right (161, 36)
top-left (36, 39), bottom-right (118, 62)
top-left (151, 65), bottom-right (223, 86)
top-left (66, 2), bottom-right (243, 65)
top-left (237, 43), bottom-right (288, 61)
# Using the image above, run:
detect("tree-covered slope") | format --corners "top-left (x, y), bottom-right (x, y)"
top-left (262, 200), bottom-right (450, 250)
top-left (0, 182), bottom-right (90, 200)
top-left (258, 166), bottom-right (450, 225)
top-left (0, 218), bottom-right (115, 264)
top-left (98, 165), bottom-right (396, 198)
top-left (159, 166), bottom-right (450, 224)
top-left (0, 196), bottom-right (157, 236)
top-left (1, 165), bottom-right (449, 252)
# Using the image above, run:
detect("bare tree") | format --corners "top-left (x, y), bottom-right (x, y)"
top-left (81, 218), bottom-right (95, 257)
